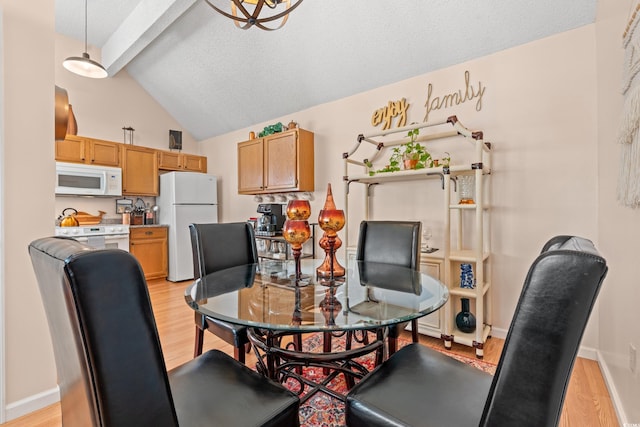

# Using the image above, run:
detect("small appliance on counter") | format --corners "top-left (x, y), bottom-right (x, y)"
top-left (256, 204), bottom-right (286, 236)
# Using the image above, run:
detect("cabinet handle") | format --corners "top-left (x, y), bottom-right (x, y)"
top-left (145, 231), bottom-right (153, 235)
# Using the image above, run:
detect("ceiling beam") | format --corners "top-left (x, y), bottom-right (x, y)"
top-left (101, 0), bottom-right (198, 76)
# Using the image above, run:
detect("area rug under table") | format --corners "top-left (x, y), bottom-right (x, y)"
top-left (259, 333), bottom-right (496, 427)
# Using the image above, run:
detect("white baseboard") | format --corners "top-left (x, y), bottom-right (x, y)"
top-left (4, 386), bottom-right (59, 422)
top-left (596, 350), bottom-right (627, 426)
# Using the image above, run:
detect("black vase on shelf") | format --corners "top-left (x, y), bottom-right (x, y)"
top-left (455, 298), bottom-right (476, 333)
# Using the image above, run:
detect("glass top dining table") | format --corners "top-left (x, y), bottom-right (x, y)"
top-left (184, 258), bottom-right (449, 334)
top-left (185, 258), bottom-right (448, 403)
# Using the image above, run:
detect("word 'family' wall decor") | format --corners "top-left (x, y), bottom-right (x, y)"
top-left (423, 70), bottom-right (486, 123)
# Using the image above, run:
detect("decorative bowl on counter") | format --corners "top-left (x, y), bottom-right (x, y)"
top-left (75, 210), bottom-right (106, 225)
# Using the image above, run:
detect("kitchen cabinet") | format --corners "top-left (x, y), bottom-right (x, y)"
top-left (237, 128), bottom-right (314, 194)
top-left (121, 145), bottom-right (159, 196)
top-left (129, 226), bottom-right (168, 280)
top-left (55, 135), bottom-right (121, 167)
top-left (158, 150), bottom-right (207, 173)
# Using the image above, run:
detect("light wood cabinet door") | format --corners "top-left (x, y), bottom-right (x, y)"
top-left (265, 131), bottom-right (298, 191)
top-left (87, 138), bottom-right (120, 166)
top-left (122, 145), bottom-right (159, 196)
top-left (158, 151), bottom-right (182, 170)
top-left (56, 135), bottom-right (86, 163)
top-left (182, 154), bottom-right (207, 172)
top-left (129, 227), bottom-right (168, 280)
top-left (238, 138), bottom-right (265, 194)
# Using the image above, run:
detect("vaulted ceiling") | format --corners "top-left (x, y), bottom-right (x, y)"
top-left (55, 0), bottom-right (597, 141)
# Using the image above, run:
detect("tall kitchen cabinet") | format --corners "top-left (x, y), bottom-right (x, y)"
top-left (237, 128), bottom-right (314, 194)
top-left (343, 116), bottom-right (492, 358)
top-left (121, 145), bottom-right (159, 196)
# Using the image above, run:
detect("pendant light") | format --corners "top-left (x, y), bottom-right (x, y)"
top-left (63, 0), bottom-right (108, 78)
top-left (205, 0), bottom-right (304, 31)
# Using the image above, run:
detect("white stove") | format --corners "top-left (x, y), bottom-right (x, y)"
top-left (55, 225), bottom-right (130, 252)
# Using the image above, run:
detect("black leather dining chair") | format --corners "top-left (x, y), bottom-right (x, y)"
top-left (355, 220), bottom-right (422, 354)
top-left (190, 222), bottom-right (257, 362)
top-left (29, 236), bottom-right (300, 427)
top-left (345, 235), bottom-right (608, 427)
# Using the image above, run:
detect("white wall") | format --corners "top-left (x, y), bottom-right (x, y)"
top-left (0, 0), bottom-right (58, 420)
top-left (0, 10), bottom-right (206, 421)
top-left (202, 26), bottom-right (600, 345)
top-left (596, 0), bottom-right (640, 423)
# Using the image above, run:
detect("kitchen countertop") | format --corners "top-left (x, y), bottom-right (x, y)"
top-left (129, 224), bottom-right (169, 228)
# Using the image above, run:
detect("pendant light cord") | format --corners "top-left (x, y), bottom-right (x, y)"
top-left (84, 0), bottom-right (88, 53)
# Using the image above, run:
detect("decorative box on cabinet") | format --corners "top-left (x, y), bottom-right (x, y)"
top-left (55, 135), bottom-right (121, 167)
top-left (343, 116), bottom-right (492, 358)
top-left (129, 226), bottom-right (168, 280)
top-left (237, 128), bottom-right (314, 194)
top-left (121, 145), bottom-right (159, 196)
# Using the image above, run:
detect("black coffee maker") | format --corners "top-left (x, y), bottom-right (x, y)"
top-left (256, 204), bottom-right (286, 236)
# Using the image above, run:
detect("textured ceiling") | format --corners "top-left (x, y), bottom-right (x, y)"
top-left (56, 0), bottom-right (597, 141)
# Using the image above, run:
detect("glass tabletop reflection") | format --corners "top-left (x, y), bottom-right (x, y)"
top-left (184, 259), bottom-right (448, 333)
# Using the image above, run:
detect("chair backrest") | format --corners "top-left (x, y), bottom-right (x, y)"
top-left (28, 237), bottom-right (178, 427)
top-left (356, 221), bottom-right (421, 270)
top-left (481, 235), bottom-right (608, 427)
top-left (189, 222), bottom-right (258, 278)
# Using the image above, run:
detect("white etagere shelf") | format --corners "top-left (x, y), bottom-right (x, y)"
top-left (343, 115), bottom-right (492, 358)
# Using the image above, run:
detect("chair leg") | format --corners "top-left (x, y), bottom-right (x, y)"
top-left (388, 336), bottom-right (398, 356)
top-left (411, 319), bottom-right (419, 342)
top-left (234, 345), bottom-right (246, 364)
top-left (194, 326), bottom-right (204, 358)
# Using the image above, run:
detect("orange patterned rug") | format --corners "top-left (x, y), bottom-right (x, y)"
top-left (267, 333), bottom-right (497, 427)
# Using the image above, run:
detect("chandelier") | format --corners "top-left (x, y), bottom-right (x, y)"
top-left (204, 0), bottom-right (304, 30)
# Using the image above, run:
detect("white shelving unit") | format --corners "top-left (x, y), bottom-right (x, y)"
top-left (343, 116), bottom-right (492, 358)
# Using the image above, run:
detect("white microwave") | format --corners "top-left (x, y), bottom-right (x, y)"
top-left (55, 162), bottom-right (122, 196)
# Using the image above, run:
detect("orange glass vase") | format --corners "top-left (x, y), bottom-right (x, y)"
top-left (283, 198), bottom-right (312, 284)
top-left (282, 219), bottom-right (311, 283)
top-left (286, 199), bottom-right (311, 220)
top-left (316, 183), bottom-right (345, 282)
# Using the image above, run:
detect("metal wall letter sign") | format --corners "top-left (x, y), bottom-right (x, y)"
top-left (423, 70), bottom-right (486, 123)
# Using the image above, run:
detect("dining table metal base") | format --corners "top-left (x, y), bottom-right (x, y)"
top-left (247, 327), bottom-right (386, 403)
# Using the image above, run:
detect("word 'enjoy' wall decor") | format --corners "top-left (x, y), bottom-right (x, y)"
top-left (371, 98), bottom-right (409, 130)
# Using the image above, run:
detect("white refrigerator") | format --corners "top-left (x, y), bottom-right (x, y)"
top-left (157, 172), bottom-right (218, 281)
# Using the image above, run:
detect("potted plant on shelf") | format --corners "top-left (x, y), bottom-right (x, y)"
top-left (366, 126), bottom-right (432, 175)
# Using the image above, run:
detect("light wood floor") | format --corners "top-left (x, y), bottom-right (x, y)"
top-left (2, 278), bottom-right (619, 427)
